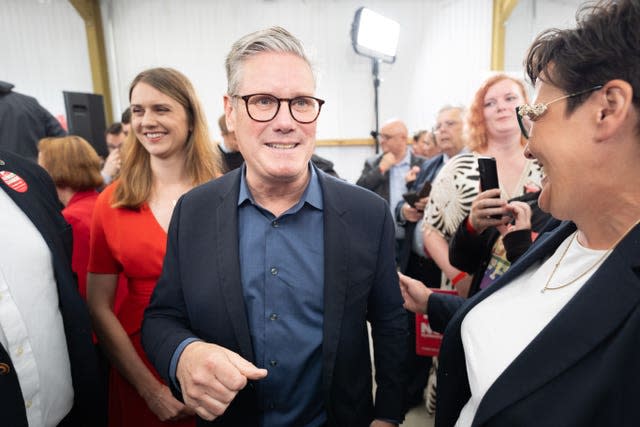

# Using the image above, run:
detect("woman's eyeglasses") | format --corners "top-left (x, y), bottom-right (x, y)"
top-left (516, 85), bottom-right (603, 139)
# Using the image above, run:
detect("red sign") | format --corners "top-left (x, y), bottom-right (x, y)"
top-left (416, 288), bottom-right (458, 357)
top-left (0, 171), bottom-right (28, 193)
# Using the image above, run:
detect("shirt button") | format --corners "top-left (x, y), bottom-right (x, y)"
top-left (25, 400), bottom-right (32, 409)
top-left (269, 313), bottom-right (278, 321)
top-left (270, 267), bottom-right (278, 276)
top-left (16, 346), bottom-right (24, 357)
top-left (269, 360), bottom-right (278, 367)
top-left (272, 220), bottom-right (279, 228)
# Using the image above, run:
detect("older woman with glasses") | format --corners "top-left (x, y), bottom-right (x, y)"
top-left (401, 1), bottom-right (640, 425)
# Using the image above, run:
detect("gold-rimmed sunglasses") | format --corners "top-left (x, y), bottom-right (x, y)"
top-left (516, 85), bottom-right (603, 139)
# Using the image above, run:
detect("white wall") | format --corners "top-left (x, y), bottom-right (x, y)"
top-left (0, 0), bottom-right (93, 119)
top-left (504, 0), bottom-right (587, 79)
top-left (0, 0), bottom-right (590, 183)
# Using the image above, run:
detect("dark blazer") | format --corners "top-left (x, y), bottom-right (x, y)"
top-left (0, 150), bottom-right (104, 426)
top-left (0, 82), bottom-right (66, 160)
top-left (356, 151), bottom-right (425, 202)
top-left (436, 221), bottom-right (640, 427)
top-left (142, 167), bottom-right (409, 426)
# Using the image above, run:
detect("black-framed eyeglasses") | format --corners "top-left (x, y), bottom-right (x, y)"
top-left (234, 93), bottom-right (325, 124)
top-left (516, 85), bottom-right (603, 139)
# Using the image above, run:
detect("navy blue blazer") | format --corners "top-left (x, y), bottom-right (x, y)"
top-left (142, 167), bottom-right (409, 426)
top-left (436, 221), bottom-right (640, 427)
top-left (0, 150), bottom-right (104, 426)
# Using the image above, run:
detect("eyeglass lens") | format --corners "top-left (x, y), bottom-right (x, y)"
top-left (516, 107), bottom-right (533, 139)
top-left (244, 94), bottom-right (322, 123)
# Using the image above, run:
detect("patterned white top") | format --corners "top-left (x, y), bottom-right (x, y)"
top-left (423, 152), bottom-right (543, 242)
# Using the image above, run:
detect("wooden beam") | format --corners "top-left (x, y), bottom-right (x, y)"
top-left (316, 138), bottom-right (375, 147)
top-left (69, 0), bottom-right (113, 124)
top-left (491, 0), bottom-right (519, 71)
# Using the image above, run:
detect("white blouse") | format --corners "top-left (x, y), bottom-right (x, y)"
top-left (455, 231), bottom-right (610, 426)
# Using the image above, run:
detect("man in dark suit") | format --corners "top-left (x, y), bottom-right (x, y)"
top-left (0, 81), bottom-right (66, 160)
top-left (0, 149), bottom-right (104, 426)
top-left (142, 27), bottom-right (408, 427)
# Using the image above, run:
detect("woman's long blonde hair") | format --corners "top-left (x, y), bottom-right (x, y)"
top-left (113, 67), bottom-right (221, 208)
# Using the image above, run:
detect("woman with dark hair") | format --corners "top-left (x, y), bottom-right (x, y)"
top-left (38, 135), bottom-right (103, 299)
top-left (402, 1), bottom-right (640, 425)
top-left (87, 67), bottom-right (221, 426)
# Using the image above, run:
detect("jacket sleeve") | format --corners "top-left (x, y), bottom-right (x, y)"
top-left (449, 216), bottom-right (490, 274)
top-left (368, 205), bottom-right (410, 422)
top-left (427, 293), bottom-right (466, 334)
top-left (502, 229), bottom-right (533, 263)
top-left (141, 196), bottom-right (197, 398)
top-left (355, 157), bottom-right (386, 191)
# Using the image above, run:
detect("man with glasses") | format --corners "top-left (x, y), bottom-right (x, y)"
top-left (142, 27), bottom-right (408, 427)
top-left (216, 112), bottom-right (340, 177)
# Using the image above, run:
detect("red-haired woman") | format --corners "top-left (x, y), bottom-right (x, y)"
top-left (422, 74), bottom-right (544, 296)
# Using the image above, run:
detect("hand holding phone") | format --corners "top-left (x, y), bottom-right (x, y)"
top-left (402, 180), bottom-right (432, 209)
top-left (417, 181), bottom-right (432, 198)
top-left (402, 191), bottom-right (420, 208)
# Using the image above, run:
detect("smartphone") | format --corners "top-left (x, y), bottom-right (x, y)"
top-left (417, 181), bottom-right (432, 198)
top-left (477, 157), bottom-right (502, 219)
top-left (403, 180), bottom-right (432, 209)
top-left (402, 191), bottom-right (420, 207)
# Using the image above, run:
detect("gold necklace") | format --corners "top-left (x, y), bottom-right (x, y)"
top-left (541, 219), bottom-right (640, 293)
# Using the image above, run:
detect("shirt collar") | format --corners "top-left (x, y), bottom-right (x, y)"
top-left (397, 148), bottom-right (411, 166)
top-left (238, 163), bottom-right (323, 211)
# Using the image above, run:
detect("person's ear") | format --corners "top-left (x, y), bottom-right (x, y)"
top-left (595, 79), bottom-right (634, 141)
top-left (223, 95), bottom-right (236, 133)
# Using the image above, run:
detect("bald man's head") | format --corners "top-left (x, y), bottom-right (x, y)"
top-left (379, 119), bottom-right (409, 158)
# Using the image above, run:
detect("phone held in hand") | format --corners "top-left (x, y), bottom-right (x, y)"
top-left (403, 180), bottom-right (432, 208)
top-left (417, 180), bottom-right (432, 198)
top-left (477, 157), bottom-right (502, 219)
top-left (403, 192), bottom-right (420, 207)
top-left (478, 157), bottom-right (499, 191)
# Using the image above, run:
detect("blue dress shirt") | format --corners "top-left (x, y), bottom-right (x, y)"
top-left (389, 149), bottom-right (412, 239)
top-left (237, 165), bottom-right (325, 427)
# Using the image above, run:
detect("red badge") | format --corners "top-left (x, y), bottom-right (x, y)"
top-left (0, 171), bottom-right (29, 193)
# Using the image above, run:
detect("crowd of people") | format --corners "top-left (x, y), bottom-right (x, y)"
top-left (0, 1), bottom-right (638, 426)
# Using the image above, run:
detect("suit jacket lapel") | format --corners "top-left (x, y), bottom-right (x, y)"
top-left (473, 223), bottom-right (640, 426)
top-left (214, 172), bottom-right (255, 361)
top-left (317, 172), bottom-right (349, 394)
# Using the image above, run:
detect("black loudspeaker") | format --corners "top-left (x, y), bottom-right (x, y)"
top-left (63, 91), bottom-right (108, 157)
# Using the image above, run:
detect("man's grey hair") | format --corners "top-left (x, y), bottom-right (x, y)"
top-left (437, 104), bottom-right (466, 117)
top-left (225, 26), bottom-right (313, 95)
